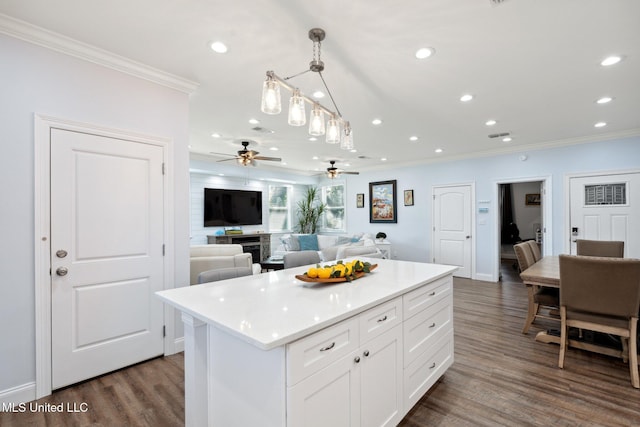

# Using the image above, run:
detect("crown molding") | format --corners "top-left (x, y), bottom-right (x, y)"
top-left (0, 13), bottom-right (198, 94)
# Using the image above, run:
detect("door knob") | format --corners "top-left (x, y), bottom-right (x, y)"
top-left (56, 267), bottom-right (68, 276)
top-left (56, 249), bottom-right (68, 258)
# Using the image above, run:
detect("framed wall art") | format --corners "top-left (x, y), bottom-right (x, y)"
top-left (404, 189), bottom-right (414, 206)
top-left (369, 180), bottom-right (397, 223)
top-left (525, 193), bottom-right (541, 206)
top-left (356, 193), bottom-right (364, 208)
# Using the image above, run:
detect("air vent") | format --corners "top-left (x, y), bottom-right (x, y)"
top-left (488, 132), bottom-right (510, 139)
top-left (251, 126), bottom-right (275, 134)
top-left (357, 155), bottom-right (371, 159)
top-left (489, 0), bottom-right (509, 5)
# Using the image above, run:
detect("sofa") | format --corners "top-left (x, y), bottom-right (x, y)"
top-left (273, 233), bottom-right (382, 262)
top-left (190, 244), bottom-right (261, 285)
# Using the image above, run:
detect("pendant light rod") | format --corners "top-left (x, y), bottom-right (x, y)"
top-left (265, 70), bottom-right (346, 125)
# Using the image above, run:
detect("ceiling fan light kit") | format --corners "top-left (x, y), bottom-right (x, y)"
top-left (261, 28), bottom-right (353, 149)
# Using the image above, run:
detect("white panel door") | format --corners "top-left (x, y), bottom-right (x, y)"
top-left (569, 172), bottom-right (640, 257)
top-left (433, 185), bottom-right (472, 278)
top-left (51, 128), bottom-right (165, 389)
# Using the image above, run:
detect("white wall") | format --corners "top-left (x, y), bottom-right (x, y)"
top-left (345, 138), bottom-right (640, 279)
top-left (0, 34), bottom-right (190, 398)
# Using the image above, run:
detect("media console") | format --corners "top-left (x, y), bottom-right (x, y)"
top-left (207, 233), bottom-right (271, 262)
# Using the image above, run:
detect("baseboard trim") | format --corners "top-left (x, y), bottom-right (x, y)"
top-left (174, 337), bottom-right (184, 354)
top-left (0, 382), bottom-right (36, 405)
top-left (475, 273), bottom-right (495, 283)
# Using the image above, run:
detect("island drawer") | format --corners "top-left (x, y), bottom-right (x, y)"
top-left (402, 276), bottom-right (451, 320)
top-left (287, 316), bottom-right (359, 386)
top-left (403, 293), bottom-right (452, 367)
top-left (359, 296), bottom-right (402, 344)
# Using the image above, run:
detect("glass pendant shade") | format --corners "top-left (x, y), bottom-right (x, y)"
top-left (288, 89), bottom-right (306, 126)
top-left (340, 122), bottom-right (353, 150)
top-left (326, 116), bottom-right (341, 144)
top-left (308, 104), bottom-right (325, 136)
top-left (261, 78), bottom-right (281, 115)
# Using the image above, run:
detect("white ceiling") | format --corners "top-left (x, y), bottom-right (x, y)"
top-left (2, 0), bottom-right (639, 175)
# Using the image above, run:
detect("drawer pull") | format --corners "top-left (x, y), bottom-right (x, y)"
top-left (429, 362), bottom-right (436, 369)
top-left (319, 342), bottom-right (335, 352)
top-left (429, 322), bottom-right (436, 328)
top-left (363, 350), bottom-right (370, 357)
top-left (354, 356), bottom-right (361, 364)
top-left (428, 291), bottom-right (436, 296)
top-left (377, 315), bottom-right (388, 323)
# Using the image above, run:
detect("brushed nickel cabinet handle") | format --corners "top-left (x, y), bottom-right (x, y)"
top-left (377, 315), bottom-right (387, 323)
top-left (320, 342), bottom-right (335, 352)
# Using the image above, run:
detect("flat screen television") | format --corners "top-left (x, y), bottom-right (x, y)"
top-left (203, 188), bottom-right (263, 227)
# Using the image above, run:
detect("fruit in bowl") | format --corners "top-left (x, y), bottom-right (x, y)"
top-left (305, 259), bottom-right (374, 282)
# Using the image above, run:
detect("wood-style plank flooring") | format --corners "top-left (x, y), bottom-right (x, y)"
top-left (3, 261), bottom-right (639, 426)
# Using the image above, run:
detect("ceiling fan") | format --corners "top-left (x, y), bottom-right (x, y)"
top-left (323, 160), bottom-right (360, 179)
top-left (211, 140), bottom-right (281, 167)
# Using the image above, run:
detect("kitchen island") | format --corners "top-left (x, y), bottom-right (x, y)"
top-left (157, 257), bottom-right (457, 427)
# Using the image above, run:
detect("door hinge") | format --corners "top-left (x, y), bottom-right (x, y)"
top-left (162, 163), bottom-right (165, 175)
top-left (162, 244), bottom-right (165, 256)
top-left (163, 325), bottom-right (166, 337)
top-left (433, 195), bottom-right (436, 200)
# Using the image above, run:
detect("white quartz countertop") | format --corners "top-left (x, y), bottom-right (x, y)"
top-left (157, 258), bottom-right (457, 350)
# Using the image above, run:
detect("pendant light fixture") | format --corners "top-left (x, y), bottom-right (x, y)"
top-left (260, 28), bottom-right (352, 149)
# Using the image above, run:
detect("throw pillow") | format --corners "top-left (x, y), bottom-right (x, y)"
top-left (298, 234), bottom-right (319, 251)
top-left (289, 234), bottom-right (301, 251)
top-left (335, 236), bottom-right (353, 246)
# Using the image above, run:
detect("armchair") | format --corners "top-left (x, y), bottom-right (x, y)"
top-left (190, 244), bottom-right (261, 285)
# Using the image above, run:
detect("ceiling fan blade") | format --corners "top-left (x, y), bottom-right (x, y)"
top-left (216, 158), bottom-right (239, 163)
top-left (253, 156), bottom-right (282, 162)
top-left (210, 151), bottom-right (236, 157)
top-left (341, 171), bottom-right (360, 175)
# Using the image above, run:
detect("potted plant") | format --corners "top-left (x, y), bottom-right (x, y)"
top-left (295, 187), bottom-right (326, 234)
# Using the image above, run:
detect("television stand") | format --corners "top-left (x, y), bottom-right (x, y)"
top-left (207, 233), bottom-right (271, 262)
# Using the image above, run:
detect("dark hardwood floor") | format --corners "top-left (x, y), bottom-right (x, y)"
top-left (3, 261), bottom-right (639, 426)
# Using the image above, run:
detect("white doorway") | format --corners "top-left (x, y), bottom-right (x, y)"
top-left (493, 176), bottom-right (552, 282)
top-left (35, 116), bottom-right (170, 396)
top-left (432, 184), bottom-right (475, 278)
top-left (567, 171), bottom-right (640, 257)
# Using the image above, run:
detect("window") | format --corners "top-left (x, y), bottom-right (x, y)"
top-left (322, 183), bottom-right (345, 231)
top-left (584, 183), bottom-right (626, 206)
top-left (268, 185), bottom-right (292, 232)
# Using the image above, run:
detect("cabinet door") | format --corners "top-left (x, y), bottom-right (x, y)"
top-left (360, 325), bottom-right (403, 427)
top-left (287, 350), bottom-right (361, 427)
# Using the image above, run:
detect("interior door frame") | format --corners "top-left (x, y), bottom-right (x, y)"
top-left (431, 182), bottom-right (476, 279)
top-left (493, 175), bottom-right (552, 282)
top-left (34, 114), bottom-right (175, 398)
top-left (564, 168), bottom-right (640, 254)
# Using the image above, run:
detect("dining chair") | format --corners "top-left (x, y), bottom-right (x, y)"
top-left (514, 242), bottom-right (559, 334)
top-left (283, 250), bottom-right (321, 269)
top-left (576, 239), bottom-right (624, 257)
top-left (525, 240), bottom-right (542, 262)
top-left (558, 254), bottom-right (640, 388)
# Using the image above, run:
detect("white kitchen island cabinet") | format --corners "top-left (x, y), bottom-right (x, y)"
top-left (157, 258), bottom-right (456, 427)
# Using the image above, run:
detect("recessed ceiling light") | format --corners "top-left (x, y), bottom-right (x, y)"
top-left (372, 118), bottom-right (383, 125)
top-left (344, 163), bottom-right (351, 167)
top-left (460, 94), bottom-right (474, 102)
top-left (309, 137), bottom-right (317, 141)
top-left (485, 119), bottom-right (497, 126)
top-left (269, 147), bottom-right (279, 151)
top-left (409, 136), bottom-right (419, 141)
top-left (350, 149), bottom-right (357, 153)
top-left (218, 173), bottom-right (225, 176)
top-left (415, 47), bottom-right (435, 59)
top-left (211, 133), bottom-right (221, 138)
top-left (381, 157), bottom-right (387, 161)
top-left (502, 137), bottom-right (512, 142)
top-left (435, 148), bottom-right (443, 153)
top-left (188, 144), bottom-right (192, 149)
top-left (600, 55), bottom-right (622, 66)
top-left (210, 41), bottom-right (228, 54)
top-left (312, 156), bottom-right (319, 160)
top-left (249, 118), bottom-right (260, 124)
top-left (281, 162), bottom-right (287, 165)
top-left (596, 97), bottom-right (613, 104)
top-left (312, 91), bottom-right (325, 99)
top-left (594, 121), bottom-right (607, 128)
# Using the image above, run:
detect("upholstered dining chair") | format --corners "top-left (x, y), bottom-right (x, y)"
top-left (283, 250), bottom-right (321, 269)
top-left (576, 239), bottom-right (624, 257)
top-left (558, 254), bottom-right (640, 388)
top-left (525, 240), bottom-right (542, 262)
top-left (514, 242), bottom-right (559, 334)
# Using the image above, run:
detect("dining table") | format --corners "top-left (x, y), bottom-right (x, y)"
top-left (519, 255), bottom-right (639, 362)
